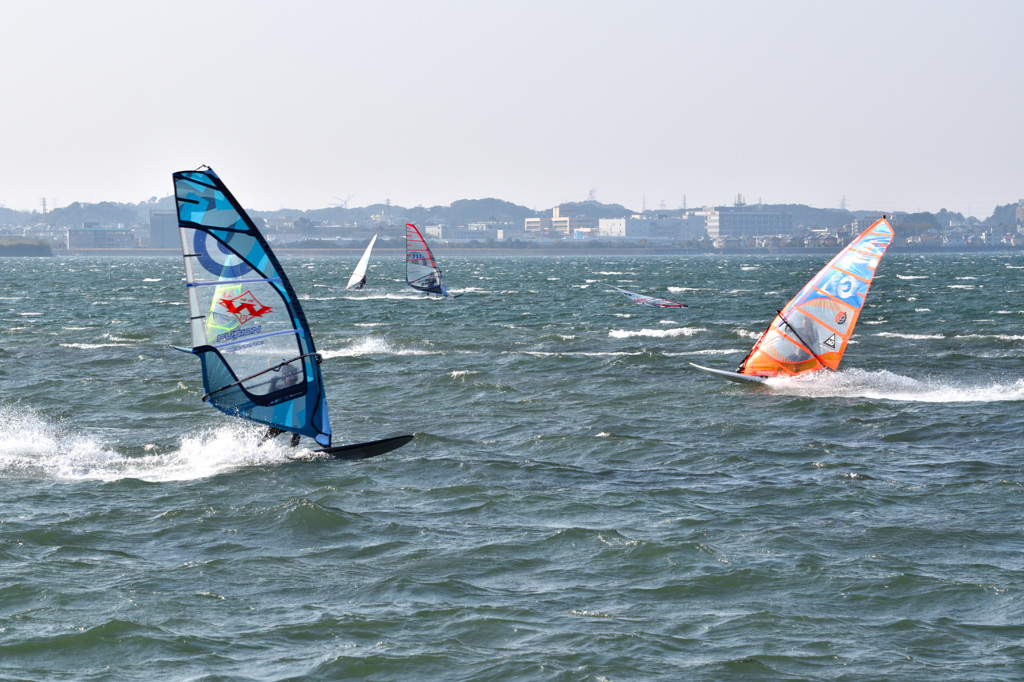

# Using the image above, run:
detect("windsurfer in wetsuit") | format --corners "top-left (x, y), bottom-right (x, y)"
top-left (261, 362), bottom-right (302, 447)
top-left (352, 275), bottom-right (366, 290)
top-left (261, 426), bottom-right (301, 447)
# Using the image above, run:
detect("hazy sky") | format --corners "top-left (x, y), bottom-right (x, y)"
top-left (2, 0), bottom-right (1021, 217)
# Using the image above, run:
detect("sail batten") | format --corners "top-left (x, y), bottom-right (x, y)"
top-left (187, 277), bottom-right (283, 288)
top-left (173, 167), bottom-right (332, 446)
top-left (209, 328), bottom-right (303, 350)
top-left (738, 216), bottom-right (894, 378)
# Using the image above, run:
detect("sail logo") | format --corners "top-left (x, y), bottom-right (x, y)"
top-left (823, 333), bottom-right (837, 349)
top-left (218, 290), bottom-right (273, 325)
top-left (217, 324), bottom-right (261, 343)
top-left (837, 276), bottom-right (854, 298)
top-left (835, 312), bottom-right (847, 325)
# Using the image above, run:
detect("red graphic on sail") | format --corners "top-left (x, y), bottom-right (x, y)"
top-left (218, 290), bottom-right (273, 325)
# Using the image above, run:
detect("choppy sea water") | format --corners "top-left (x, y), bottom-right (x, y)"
top-left (2, 252), bottom-right (1024, 680)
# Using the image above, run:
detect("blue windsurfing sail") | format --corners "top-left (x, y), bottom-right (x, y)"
top-left (172, 167), bottom-right (332, 446)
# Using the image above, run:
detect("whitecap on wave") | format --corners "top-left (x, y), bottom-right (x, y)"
top-left (60, 342), bottom-right (126, 349)
top-left (954, 333), bottom-right (1024, 341)
top-left (668, 348), bottom-right (746, 356)
top-left (0, 408), bottom-right (289, 482)
top-left (320, 336), bottom-right (440, 358)
top-left (609, 327), bottom-right (706, 339)
top-left (874, 332), bottom-right (944, 340)
top-left (764, 368), bottom-right (1024, 403)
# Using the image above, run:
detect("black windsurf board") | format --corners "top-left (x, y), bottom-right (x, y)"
top-left (308, 434), bottom-right (414, 461)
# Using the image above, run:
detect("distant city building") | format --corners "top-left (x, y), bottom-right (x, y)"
top-left (66, 221), bottom-right (134, 249)
top-left (425, 224), bottom-right (499, 241)
top-left (850, 216), bottom-right (882, 233)
top-left (705, 205), bottom-right (793, 238)
top-left (525, 207), bottom-right (598, 235)
top-left (149, 210), bottom-right (178, 248)
top-left (598, 217), bottom-right (651, 239)
top-left (598, 215), bottom-right (705, 241)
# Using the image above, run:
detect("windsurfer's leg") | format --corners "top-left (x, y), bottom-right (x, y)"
top-left (289, 433), bottom-right (300, 447)
top-left (260, 426), bottom-right (285, 444)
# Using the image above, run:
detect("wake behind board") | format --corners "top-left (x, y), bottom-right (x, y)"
top-left (311, 434), bottom-right (414, 461)
top-left (689, 363), bottom-right (767, 384)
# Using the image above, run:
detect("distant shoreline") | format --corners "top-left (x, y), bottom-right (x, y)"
top-left (0, 241), bottom-right (54, 257)
top-left (52, 244), bottom-right (1024, 257)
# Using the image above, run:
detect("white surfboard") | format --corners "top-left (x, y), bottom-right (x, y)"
top-left (689, 362), bottom-right (768, 384)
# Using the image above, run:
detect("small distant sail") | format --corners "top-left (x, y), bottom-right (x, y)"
top-left (736, 216), bottom-right (894, 378)
top-left (405, 223), bottom-right (448, 296)
top-left (346, 234), bottom-right (377, 290)
top-left (172, 167), bottom-right (332, 447)
top-left (604, 284), bottom-right (687, 308)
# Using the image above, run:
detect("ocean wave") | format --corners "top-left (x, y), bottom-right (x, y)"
top-left (668, 348), bottom-right (746, 356)
top-left (874, 332), bottom-right (944, 340)
top-left (60, 343), bottom-right (127, 349)
top-left (521, 350), bottom-right (644, 357)
top-left (764, 368), bottom-right (1024, 403)
top-left (954, 333), bottom-right (1024, 341)
top-left (0, 408), bottom-right (288, 482)
top-left (344, 293), bottom-right (429, 300)
top-left (609, 327), bottom-right (706, 339)
top-left (321, 337), bottom-right (441, 358)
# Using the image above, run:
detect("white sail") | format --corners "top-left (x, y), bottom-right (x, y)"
top-left (346, 234), bottom-right (377, 290)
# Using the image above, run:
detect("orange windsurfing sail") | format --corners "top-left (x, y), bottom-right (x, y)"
top-left (737, 216), bottom-right (894, 378)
